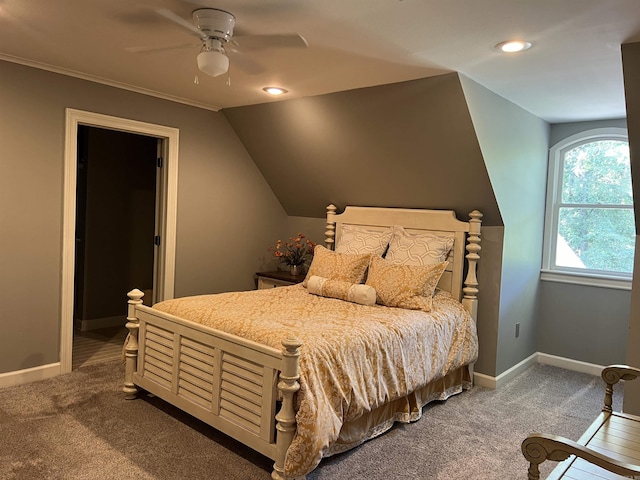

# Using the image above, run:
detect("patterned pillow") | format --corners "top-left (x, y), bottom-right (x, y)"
top-left (307, 275), bottom-right (377, 306)
top-left (384, 225), bottom-right (454, 266)
top-left (365, 255), bottom-right (448, 311)
top-left (335, 224), bottom-right (392, 256)
top-left (302, 245), bottom-right (371, 287)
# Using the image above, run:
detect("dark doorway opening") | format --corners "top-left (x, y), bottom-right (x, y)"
top-left (73, 126), bottom-right (158, 369)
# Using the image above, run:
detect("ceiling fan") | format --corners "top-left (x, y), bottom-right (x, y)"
top-left (145, 8), bottom-right (308, 78)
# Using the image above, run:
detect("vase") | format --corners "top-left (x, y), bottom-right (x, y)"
top-left (289, 264), bottom-right (303, 276)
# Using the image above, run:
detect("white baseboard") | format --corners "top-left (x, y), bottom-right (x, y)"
top-left (473, 352), bottom-right (605, 389)
top-left (536, 353), bottom-right (604, 376)
top-left (0, 362), bottom-right (61, 389)
top-left (474, 353), bottom-right (538, 389)
top-left (1, 352), bottom-right (606, 391)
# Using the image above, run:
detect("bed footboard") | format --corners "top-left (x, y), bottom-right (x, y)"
top-left (123, 289), bottom-right (303, 480)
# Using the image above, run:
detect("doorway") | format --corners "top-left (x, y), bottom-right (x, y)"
top-left (61, 109), bottom-right (179, 374)
top-left (72, 126), bottom-right (158, 369)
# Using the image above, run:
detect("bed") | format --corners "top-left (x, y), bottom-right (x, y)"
top-left (122, 204), bottom-right (483, 479)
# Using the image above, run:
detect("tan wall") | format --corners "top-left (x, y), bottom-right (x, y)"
top-left (223, 74), bottom-right (516, 376)
top-left (0, 61), bottom-right (286, 373)
top-left (224, 73), bottom-right (502, 226)
top-left (3, 55), bottom-right (615, 382)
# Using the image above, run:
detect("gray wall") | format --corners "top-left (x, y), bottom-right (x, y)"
top-left (538, 281), bottom-right (630, 364)
top-left (224, 73), bottom-right (556, 377)
top-left (223, 73), bottom-right (503, 226)
top-left (460, 76), bottom-right (550, 375)
top-left (549, 118), bottom-right (628, 146)
top-left (2, 53), bottom-right (635, 384)
top-left (0, 60), bottom-right (287, 373)
top-left (224, 73), bottom-right (505, 376)
top-left (622, 41), bottom-right (640, 414)
top-left (537, 119), bottom-right (631, 368)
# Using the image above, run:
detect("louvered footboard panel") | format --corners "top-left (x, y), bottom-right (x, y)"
top-left (143, 324), bottom-right (174, 390)
top-left (132, 308), bottom-right (282, 460)
top-left (177, 337), bottom-right (216, 409)
top-left (220, 352), bottom-right (265, 435)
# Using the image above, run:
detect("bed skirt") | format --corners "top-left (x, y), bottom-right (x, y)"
top-left (326, 365), bottom-right (472, 457)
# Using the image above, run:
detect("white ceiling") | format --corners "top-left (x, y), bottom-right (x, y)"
top-left (1, 0), bottom-right (639, 122)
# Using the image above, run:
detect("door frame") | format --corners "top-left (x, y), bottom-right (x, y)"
top-left (60, 108), bottom-right (179, 373)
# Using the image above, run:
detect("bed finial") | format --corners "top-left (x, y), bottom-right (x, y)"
top-left (325, 204), bottom-right (337, 250)
top-left (123, 289), bottom-right (144, 400)
top-left (462, 210), bottom-right (482, 319)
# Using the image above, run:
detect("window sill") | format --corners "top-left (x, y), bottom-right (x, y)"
top-left (540, 270), bottom-right (632, 291)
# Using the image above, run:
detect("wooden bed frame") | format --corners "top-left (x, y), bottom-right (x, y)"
top-left (122, 205), bottom-right (482, 480)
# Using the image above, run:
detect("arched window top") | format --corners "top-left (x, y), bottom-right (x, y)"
top-left (550, 127), bottom-right (628, 151)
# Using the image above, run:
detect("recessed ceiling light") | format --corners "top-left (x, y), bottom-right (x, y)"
top-left (494, 40), bottom-right (532, 53)
top-left (263, 87), bottom-right (288, 95)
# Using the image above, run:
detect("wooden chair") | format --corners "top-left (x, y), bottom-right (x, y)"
top-left (521, 365), bottom-right (640, 479)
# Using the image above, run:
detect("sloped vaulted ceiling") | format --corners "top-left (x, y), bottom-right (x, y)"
top-left (223, 72), bottom-right (502, 226)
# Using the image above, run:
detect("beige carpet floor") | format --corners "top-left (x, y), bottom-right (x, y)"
top-left (0, 361), bottom-right (624, 479)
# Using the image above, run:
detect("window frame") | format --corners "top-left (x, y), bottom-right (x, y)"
top-left (541, 127), bottom-right (633, 290)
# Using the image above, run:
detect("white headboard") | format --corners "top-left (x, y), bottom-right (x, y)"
top-left (324, 205), bottom-right (482, 319)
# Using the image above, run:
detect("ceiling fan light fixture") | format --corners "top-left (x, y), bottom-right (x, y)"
top-left (193, 8), bottom-right (235, 41)
top-left (263, 87), bottom-right (288, 95)
top-left (494, 40), bottom-right (532, 53)
top-left (197, 50), bottom-right (229, 77)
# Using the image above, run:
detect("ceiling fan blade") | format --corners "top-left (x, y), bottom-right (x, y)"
top-left (125, 42), bottom-right (197, 54)
top-left (156, 8), bottom-right (207, 39)
top-left (227, 51), bottom-right (266, 75)
top-left (232, 33), bottom-right (308, 51)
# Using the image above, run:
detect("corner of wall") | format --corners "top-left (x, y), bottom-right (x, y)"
top-left (460, 74), bottom-right (549, 377)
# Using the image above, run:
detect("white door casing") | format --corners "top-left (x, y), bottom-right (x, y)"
top-left (61, 109), bottom-right (178, 373)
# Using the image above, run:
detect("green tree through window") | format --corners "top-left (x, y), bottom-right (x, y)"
top-left (543, 128), bottom-right (634, 281)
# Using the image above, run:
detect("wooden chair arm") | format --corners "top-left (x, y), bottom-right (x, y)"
top-left (602, 364), bottom-right (640, 412)
top-left (522, 433), bottom-right (640, 480)
top-left (602, 365), bottom-right (640, 385)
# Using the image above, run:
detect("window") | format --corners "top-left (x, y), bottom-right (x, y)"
top-left (542, 127), bottom-right (634, 288)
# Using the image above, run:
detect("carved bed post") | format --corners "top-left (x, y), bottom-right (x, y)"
top-left (462, 210), bottom-right (482, 320)
top-left (272, 337), bottom-right (303, 480)
top-left (325, 204), bottom-right (337, 250)
top-left (123, 288), bottom-right (144, 400)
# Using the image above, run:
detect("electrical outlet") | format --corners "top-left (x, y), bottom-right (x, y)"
top-left (515, 323), bottom-right (520, 338)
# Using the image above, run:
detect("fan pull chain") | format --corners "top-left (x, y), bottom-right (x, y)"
top-left (194, 75), bottom-right (200, 85)
top-left (226, 70), bottom-right (231, 86)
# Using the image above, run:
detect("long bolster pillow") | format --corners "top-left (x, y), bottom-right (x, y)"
top-left (307, 275), bottom-right (377, 306)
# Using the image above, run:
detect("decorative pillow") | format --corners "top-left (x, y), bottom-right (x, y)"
top-left (384, 225), bottom-right (454, 266)
top-left (365, 255), bottom-right (448, 312)
top-left (307, 275), bottom-right (377, 306)
top-left (335, 224), bottom-right (392, 256)
top-left (302, 245), bottom-right (371, 287)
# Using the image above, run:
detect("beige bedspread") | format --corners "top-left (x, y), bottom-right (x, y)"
top-left (153, 284), bottom-right (478, 477)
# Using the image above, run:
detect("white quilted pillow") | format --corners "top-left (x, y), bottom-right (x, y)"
top-left (384, 225), bottom-right (454, 266)
top-left (335, 224), bottom-right (392, 255)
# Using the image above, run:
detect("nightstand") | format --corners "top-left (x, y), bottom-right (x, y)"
top-left (256, 270), bottom-right (306, 289)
